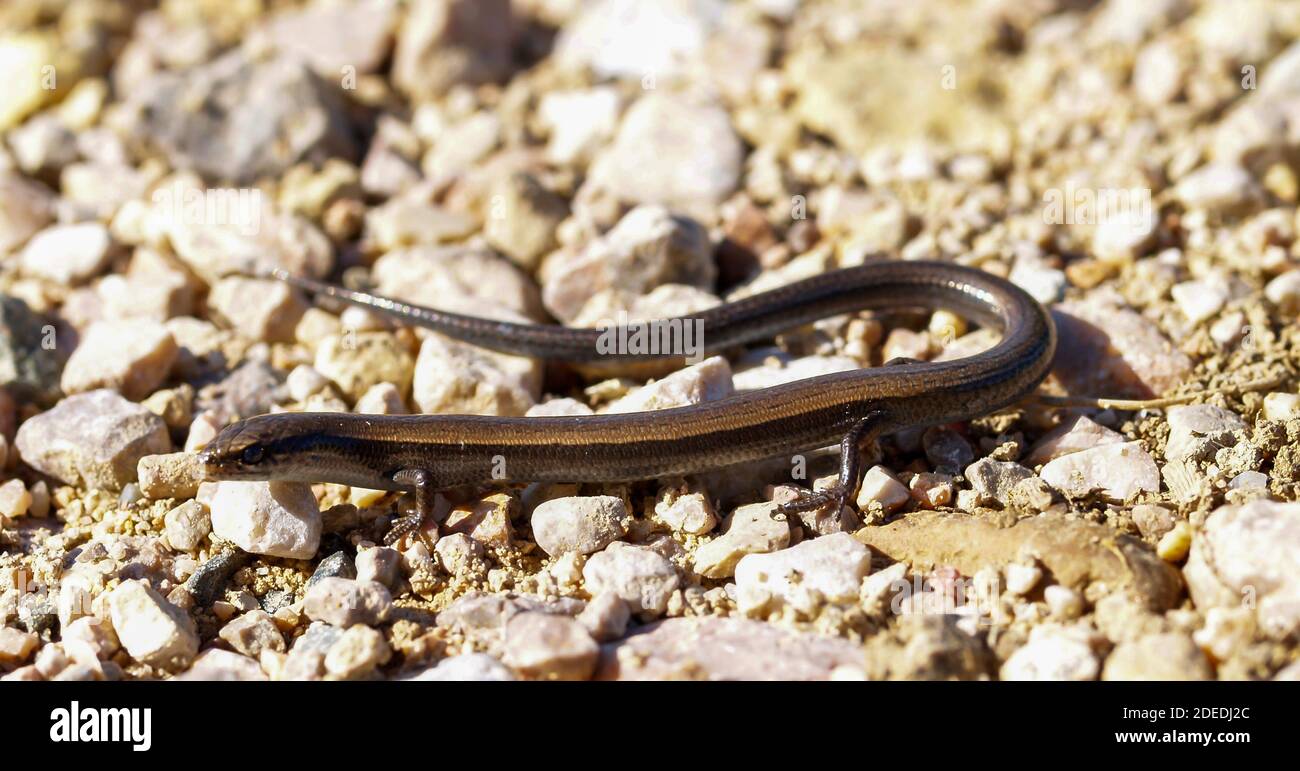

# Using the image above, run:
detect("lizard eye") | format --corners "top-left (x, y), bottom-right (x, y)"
top-left (241, 444), bottom-right (265, 465)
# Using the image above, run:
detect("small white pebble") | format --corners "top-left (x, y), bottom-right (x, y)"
top-left (1171, 278), bottom-right (1228, 326)
top-left (882, 328), bottom-right (929, 362)
top-left (1004, 563), bottom-right (1043, 596)
top-left (856, 465), bottom-right (911, 513)
top-left (1229, 470), bottom-right (1268, 491)
top-left (287, 365), bottom-right (331, 402)
top-left (27, 480), bottom-right (50, 518)
top-left (0, 479), bottom-right (31, 518)
top-left (340, 305), bottom-right (389, 332)
top-left (355, 382), bottom-right (408, 415)
top-left (1262, 392), bottom-right (1300, 422)
top-left (356, 546), bottom-right (401, 588)
top-left (1043, 586), bottom-right (1083, 619)
top-left (927, 310), bottom-right (967, 345)
top-left (908, 472), bottom-right (953, 508)
top-left (184, 411), bottom-right (221, 453)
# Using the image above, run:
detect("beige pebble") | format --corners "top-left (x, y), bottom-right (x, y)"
top-left (355, 382), bottom-right (408, 415)
top-left (60, 319), bottom-right (179, 401)
top-left (209, 276), bottom-right (307, 343)
top-left (0, 627), bottom-right (38, 665)
top-left (856, 465), bottom-right (910, 513)
top-left (184, 411), bottom-right (221, 452)
top-left (1157, 521), bottom-right (1193, 563)
top-left (164, 499), bottom-right (211, 552)
top-left (138, 452), bottom-right (203, 499)
top-left (503, 612), bottom-right (598, 681)
top-left (0, 478), bottom-right (31, 518)
top-left (1262, 392), bottom-right (1300, 422)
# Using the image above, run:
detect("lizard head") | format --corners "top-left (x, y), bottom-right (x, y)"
top-left (197, 415), bottom-right (296, 481)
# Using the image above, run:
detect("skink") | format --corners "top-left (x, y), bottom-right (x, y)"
top-left (199, 260), bottom-right (1057, 544)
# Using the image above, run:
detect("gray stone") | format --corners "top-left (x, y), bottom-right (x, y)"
top-left (582, 542), bottom-right (680, 617)
top-left (734, 533), bottom-right (870, 615)
top-left (194, 360), bottom-right (286, 424)
top-left (184, 549), bottom-right (252, 607)
top-left (965, 458), bottom-right (1035, 506)
top-left (15, 390), bottom-right (171, 490)
top-left (923, 427), bottom-right (975, 471)
top-left (0, 294), bottom-right (63, 405)
top-left (308, 551), bottom-right (358, 588)
top-left (597, 617), bottom-right (863, 680)
top-left (1184, 499), bottom-right (1300, 638)
top-left (209, 481), bottom-right (321, 560)
top-left (584, 91), bottom-right (742, 218)
top-left (303, 577), bottom-right (392, 627)
top-left (402, 653), bottom-right (516, 681)
top-left (0, 172), bottom-right (53, 252)
top-left (280, 622), bottom-right (343, 680)
top-left (503, 612), bottom-right (598, 680)
top-left (256, 0), bottom-right (397, 77)
top-left (122, 50), bottom-right (356, 183)
top-left (218, 609), bottom-right (285, 658)
top-left (172, 648), bottom-right (266, 681)
top-left (19, 594), bottom-right (57, 635)
top-left (392, 0), bottom-right (514, 101)
top-left (260, 589), bottom-right (296, 615)
top-left (1101, 633), bottom-right (1212, 681)
top-left (164, 499), bottom-right (211, 552)
top-left (692, 501), bottom-right (791, 579)
top-left (530, 495), bottom-right (629, 557)
top-left (577, 592), bottom-right (630, 642)
top-left (542, 205), bottom-right (715, 322)
top-left (108, 579), bottom-right (199, 672)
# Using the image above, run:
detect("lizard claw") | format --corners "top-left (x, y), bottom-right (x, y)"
top-left (382, 511), bottom-right (422, 546)
top-left (383, 509), bottom-right (437, 552)
top-left (775, 484), bottom-right (851, 520)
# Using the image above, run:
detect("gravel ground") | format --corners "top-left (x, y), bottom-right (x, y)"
top-left (2, 0), bottom-right (1300, 681)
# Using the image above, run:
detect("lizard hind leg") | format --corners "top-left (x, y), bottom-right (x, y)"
top-left (384, 468), bottom-right (438, 549)
top-left (776, 409), bottom-right (888, 520)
